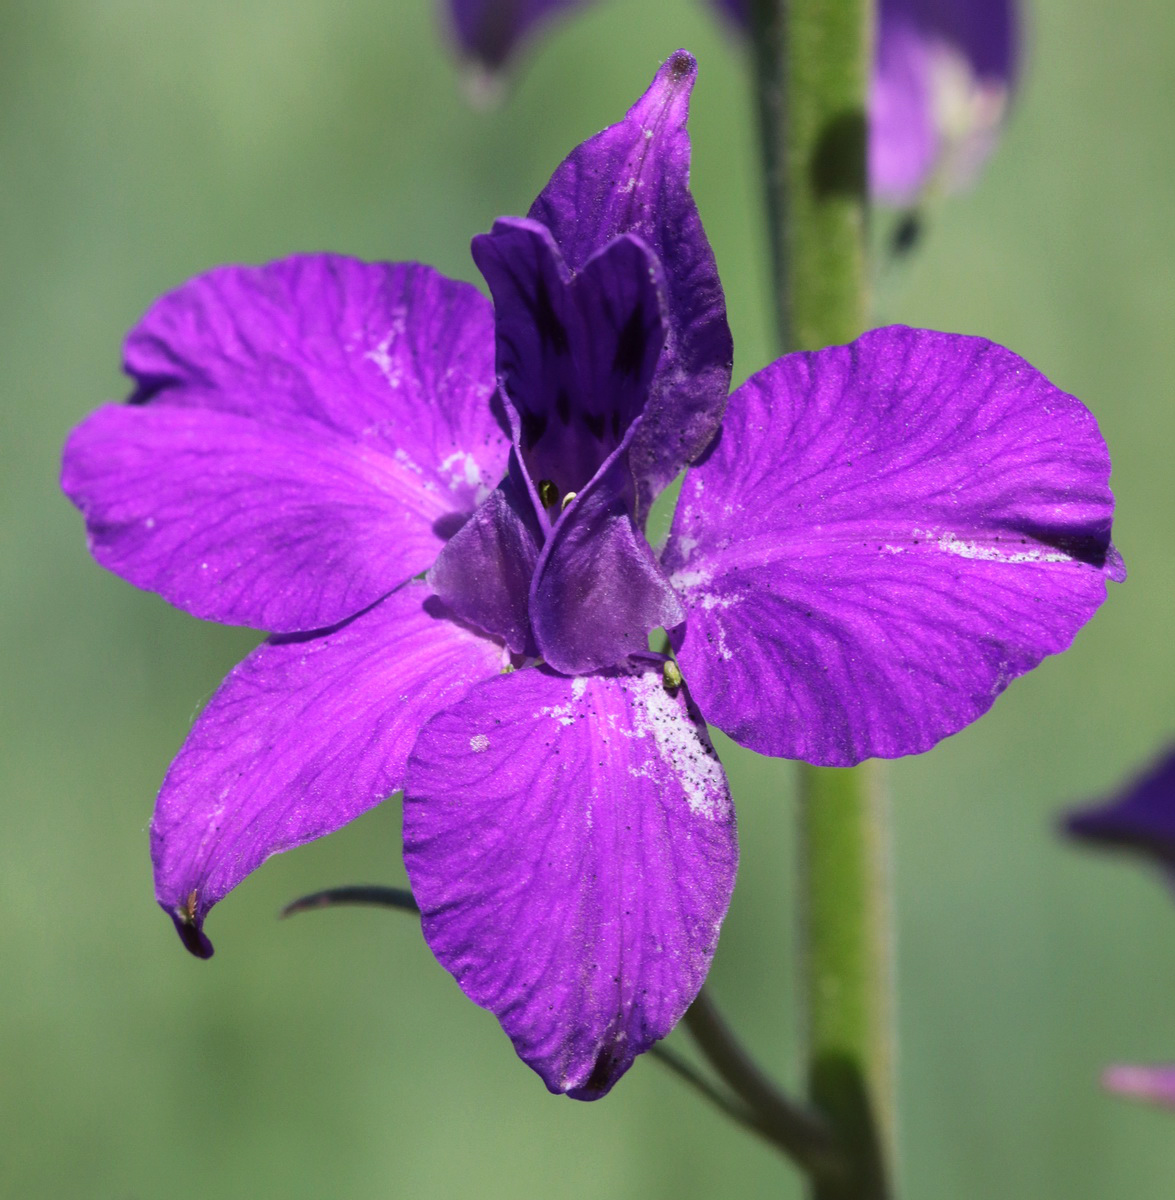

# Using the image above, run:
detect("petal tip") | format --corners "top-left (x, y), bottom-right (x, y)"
top-left (631, 50), bottom-right (696, 129)
top-left (665, 49), bottom-right (696, 83)
top-left (165, 892), bottom-right (215, 960)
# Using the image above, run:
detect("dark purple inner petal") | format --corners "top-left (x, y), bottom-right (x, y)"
top-left (427, 451), bottom-right (542, 655)
top-left (530, 454), bottom-right (684, 674)
top-left (473, 218), bottom-right (666, 500)
top-left (528, 50), bottom-right (733, 519)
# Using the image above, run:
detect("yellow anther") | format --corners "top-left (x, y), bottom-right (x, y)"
top-left (662, 660), bottom-right (683, 691)
top-left (537, 479), bottom-right (558, 508)
top-left (561, 491), bottom-right (578, 511)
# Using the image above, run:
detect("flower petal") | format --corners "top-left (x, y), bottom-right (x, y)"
top-left (471, 218), bottom-right (667, 497)
top-left (427, 453), bottom-right (542, 654)
top-left (665, 326), bottom-right (1122, 766)
top-left (64, 404), bottom-right (491, 633)
top-left (151, 582), bottom-right (503, 956)
top-left (1103, 1065), bottom-right (1175, 1108)
top-left (528, 51), bottom-right (733, 519)
top-left (531, 454), bottom-right (685, 674)
top-left (1065, 749), bottom-right (1175, 868)
top-left (445, 0), bottom-right (590, 73)
top-left (403, 658), bottom-right (737, 1098)
top-left (65, 257), bottom-right (507, 629)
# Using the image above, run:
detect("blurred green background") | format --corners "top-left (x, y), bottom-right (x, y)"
top-left (3, 1), bottom-right (1172, 1196)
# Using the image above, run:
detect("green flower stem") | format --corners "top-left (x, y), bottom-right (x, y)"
top-left (798, 765), bottom-right (894, 1199)
top-left (749, 0), bottom-right (871, 352)
top-left (748, 2), bottom-right (893, 1197)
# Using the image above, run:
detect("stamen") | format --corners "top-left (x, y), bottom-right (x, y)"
top-left (561, 491), bottom-right (578, 511)
top-left (663, 660), bottom-right (683, 691)
top-left (537, 479), bottom-right (558, 508)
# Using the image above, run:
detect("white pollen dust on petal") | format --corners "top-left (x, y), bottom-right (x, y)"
top-left (469, 733), bottom-right (490, 753)
top-left (936, 531), bottom-right (1077, 566)
top-left (627, 669), bottom-right (728, 821)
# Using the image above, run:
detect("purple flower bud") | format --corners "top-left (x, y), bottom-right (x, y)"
top-left (447, 0), bottom-right (1019, 202)
top-left (1065, 749), bottom-right (1175, 871)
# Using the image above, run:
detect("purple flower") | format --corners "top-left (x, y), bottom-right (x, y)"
top-left (1065, 749), bottom-right (1175, 875)
top-left (870, 0), bottom-right (1019, 202)
top-left (446, 0), bottom-right (1019, 202)
top-left (1102, 1065), bottom-right (1175, 1108)
top-left (63, 52), bottom-right (1119, 1099)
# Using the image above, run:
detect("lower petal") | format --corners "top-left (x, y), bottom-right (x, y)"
top-left (152, 582), bottom-right (503, 955)
top-left (403, 658), bottom-right (737, 1098)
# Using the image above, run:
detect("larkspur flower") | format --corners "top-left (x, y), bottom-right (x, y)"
top-left (446, 0), bottom-right (1019, 202)
top-left (63, 51), bottom-right (1119, 1099)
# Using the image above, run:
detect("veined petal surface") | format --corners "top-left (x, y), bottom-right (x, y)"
top-left (64, 257), bottom-right (507, 631)
top-left (152, 583), bottom-right (502, 957)
top-left (403, 658), bottom-right (737, 1099)
top-left (665, 326), bottom-right (1122, 766)
top-left (529, 51), bottom-right (732, 518)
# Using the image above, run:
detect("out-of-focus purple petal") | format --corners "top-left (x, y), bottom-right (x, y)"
top-left (531, 453), bottom-right (684, 674)
top-left (707, 0), bottom-right (748, 30)
top-left (472, 218), bottom-right (666, 498)
top-left (872, 0), bottom-right (1019, 202)
top-left (664, 326), bottom-right (1121, 766)
top-left (1065, 749), bottom-right (1175, 867)
top-left (403, 657), bottom-right (736, 1099)
top-left (427, 454), bottom-right (542, 654)
top-left (445, 0), bottom-right (590, 72)
top-left (529, 51), bottom-right (733, 520)
top-left (64, 257), bottom-right (507, 630)
top-left (151, 583), bottom-right (502, 957)
top-left (63, 404), bottom-right (490, 634)
top-left (1103, 1065), bottom-right (1175, 1108)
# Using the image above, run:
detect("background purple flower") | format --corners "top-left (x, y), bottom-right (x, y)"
top-left (1102, 1065), bottom-right (1175, 1109)
top-left (63, 51), bottom-right (1117, 1100)
top-left (1065, 748), bottom-right (1175, 875)
top-left (445, 0), bottom-right (1019, 201)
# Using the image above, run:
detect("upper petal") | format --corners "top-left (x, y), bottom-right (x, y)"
top-left (65, 256), bottom-right (507, 629)
top-left (445, 0), bottom-right (590, 73)
top-left (665, 326), bottom-right (1122, 766)
top-left (1065, 748), bottom-right (1175, 868)
top-left (528, 51), bottom-right (733, 519)
top-left (152, 582), bottom-right (503, 956)
top-left (403, 658), bottom-right (737, 1098)
top-left (472, 219), bottom-right (667, 498)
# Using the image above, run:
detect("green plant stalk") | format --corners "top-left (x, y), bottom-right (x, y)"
top-left (799, 765), bottom-right (894, 1199)
top-left (748, 2), bottom-right (893, 1197)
